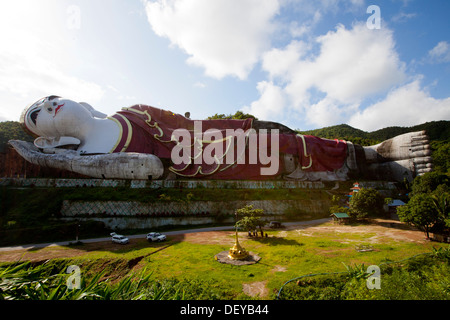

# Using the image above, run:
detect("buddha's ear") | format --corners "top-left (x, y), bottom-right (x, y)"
top-left (79, 102), bottom-right (107, 119)
top-left (34, 136), bottom-right (81, 149)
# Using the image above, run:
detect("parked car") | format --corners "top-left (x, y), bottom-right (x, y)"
top-left (111, 232), bottom-right (129, 244)
top-left (269, 221), bottom-right (284, 228)
top-left (146, 232), bottom-right (167, 242)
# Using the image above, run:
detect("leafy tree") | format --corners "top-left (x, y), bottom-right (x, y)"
top-left (431, 184), bottom-right (450, 228)
top-left (235, 205), bottom-right (266, 237)
top-left (430, 140), bottom-right (450, 175)
top-left (349, 188), bottom-right (384, 219)
top-left (410, 172), bottom-right (449, 196)
top-left (207, 111), bottom-right (257, 120)
top-left (397, 193), bottom-right (439, 239)
top-left (0, 121), bottom-right (34, 152)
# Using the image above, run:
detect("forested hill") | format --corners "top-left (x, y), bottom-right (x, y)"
top-left (0, 121), bottom-right (34, 152)
top-left (297, 120), bottom-right (450, 146)
top-left (297, 120), bottom-right (449, 174)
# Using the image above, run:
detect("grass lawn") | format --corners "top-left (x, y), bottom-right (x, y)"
top-left (136, 222), bottom-right (445, 299)
top-left (3, 219), bottom-right (446, 299)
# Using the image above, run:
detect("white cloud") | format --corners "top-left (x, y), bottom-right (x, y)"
top-left (429, 41), bottom-right (450, 63)
top-left (349, 80), bottom-right (450, 131)
top-left (250, 23), bottom-right (449, 131)
top-left (284, 23), bottom-right (405, 106)
top-left (193, 82), bottom-right (207, 88)
top-left (143, 0), bottom-right (280, 80)
top-left (141, 0), bottom-right (448, 132)
top-left (117, 95), bottom-right (137, 100)
top-left (305, 97), bottom-right (359, 128)
top-left (247, 23), bottom-right (407, 128)
top-left (391, 12), bottom-right (417, 23)
top-left (0, 1), bottom-right (105, 121)
top-left (349, 0), bottom-right (365, 6)
top-left (0, 113), bottom-right (8, 122)
top-left (289, 21), bottom-right (311, 38)
top-left (313, 24), bottom-right (406, 103)
top-left (242, 81), bottom-right (286, 121)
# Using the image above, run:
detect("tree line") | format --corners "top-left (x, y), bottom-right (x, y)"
top-left (0, 121), bottom-right (34, 152)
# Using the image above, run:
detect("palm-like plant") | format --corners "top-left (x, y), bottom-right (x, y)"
top-left (0, 262), bottom-right (182, 300)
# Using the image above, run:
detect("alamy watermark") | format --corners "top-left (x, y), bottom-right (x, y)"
top-left (367, 5), bottom-right (381, 29)
top-left (170, 121), bottom-right (280, 176)
top-left (366, 265), bottom-right (381, 289)
top-left (67, 5), bottom-right (81, 30)
top-left (66, 265), bottom-right (81, 289)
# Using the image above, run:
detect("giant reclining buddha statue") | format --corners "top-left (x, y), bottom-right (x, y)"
top-left (9, 95), bottom-right (433, 182)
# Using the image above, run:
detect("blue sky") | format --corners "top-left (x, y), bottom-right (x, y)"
top-left (0, 0), bottom-right (449, 132)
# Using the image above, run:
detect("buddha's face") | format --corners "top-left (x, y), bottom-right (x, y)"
top-left (20, 96), bottom-right (95, 139)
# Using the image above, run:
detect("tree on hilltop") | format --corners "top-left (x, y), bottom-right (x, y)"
top-left (207, 111), bottom-right (257, 120)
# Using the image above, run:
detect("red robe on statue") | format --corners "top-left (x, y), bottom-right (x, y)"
top-left (108, 105), bottom-right (348, 180)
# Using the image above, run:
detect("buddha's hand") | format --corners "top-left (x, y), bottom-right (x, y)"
top-left (9, 140), bottom-right (164, 180)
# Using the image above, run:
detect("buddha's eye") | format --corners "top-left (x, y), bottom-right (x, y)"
top-left (47, 107), bottom-right (53, 112)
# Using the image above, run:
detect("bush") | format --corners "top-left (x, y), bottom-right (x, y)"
top-left (411, 172), bottom-right (449, 196)
top-left (277, 249), bottom-right (450, 300)
top-left (349, 188), bottom-right (384, 219)
top-left (277, 274), bottom-right (348, 300)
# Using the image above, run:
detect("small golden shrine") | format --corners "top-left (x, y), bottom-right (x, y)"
top-left (228, 230), bottom-right (249, 260)
top-left (228, 211), bottom-right (249, 260)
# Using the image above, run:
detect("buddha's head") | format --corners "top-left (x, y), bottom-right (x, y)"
top-left (20, 96), bottom-right (107, 148)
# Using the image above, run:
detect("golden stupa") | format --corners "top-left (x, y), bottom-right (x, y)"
top-left (228, 229), bottom-right (249, 260)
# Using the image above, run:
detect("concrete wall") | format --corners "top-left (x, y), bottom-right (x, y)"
top-left (1, 178), bottom-right (398, 231)
top-left (1, 178), bottom-right (331, 230)
top-left (59, 215), bottom-right (231, 231)
top-left (60, 199), bottom-right (329, 230)
top-left (0, 177), bottom-right (325, 189)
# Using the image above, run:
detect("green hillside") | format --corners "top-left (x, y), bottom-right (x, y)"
top-left (297, 124), bottom-right (377, 146)
top-left (370, 121), bottom-right (450, 142)
top-left (0, 121), bottom-right (34, 152)
top-left (297, 120), bottom-right (449, 174)
top-left (298, 120), bottom-right (450, 145)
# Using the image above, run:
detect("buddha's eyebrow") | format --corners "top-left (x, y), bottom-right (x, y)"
top-left (47, 95), bottom-right (61, 101)
top-left (30, 109), bottom-right (40, 125)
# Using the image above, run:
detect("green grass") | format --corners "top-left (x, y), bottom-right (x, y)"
top-left (143, 223), bottom-right (448, 298)
top-left (2, 221), bottom-right (449, 300)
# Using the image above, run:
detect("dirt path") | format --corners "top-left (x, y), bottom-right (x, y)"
top-left (288, 219), bottom-right (427, 243)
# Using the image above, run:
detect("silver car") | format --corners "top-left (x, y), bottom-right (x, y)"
top-left (111, 233), bottom-right (129, 244)
top-left (146, 232), bottom-right (167, 242)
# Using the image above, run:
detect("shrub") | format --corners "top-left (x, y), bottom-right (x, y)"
top-left (349, 188), bottom-right (384, 219)
top-left (277, 249), bottom-right (450, 300)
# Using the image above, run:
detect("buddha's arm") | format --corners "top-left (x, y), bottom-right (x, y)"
top-left (9, 140), bottom-right (164, 180)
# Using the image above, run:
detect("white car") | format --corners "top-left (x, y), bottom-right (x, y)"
top-left (146, 232), bottom-right (167, 242)
top-left (111, 233), bottom-right (129, 244)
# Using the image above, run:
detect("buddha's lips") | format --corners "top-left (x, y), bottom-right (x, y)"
top-left (54, 103), bottom-right (64, 117)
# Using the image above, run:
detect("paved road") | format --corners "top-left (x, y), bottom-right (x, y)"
top-left (0, 218), bottom-right (331, 252)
